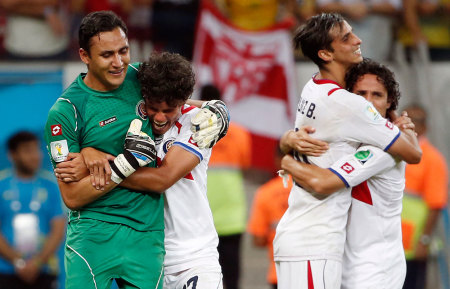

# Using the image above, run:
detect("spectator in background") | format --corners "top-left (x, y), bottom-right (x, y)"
top-left (151, 0), bottom-right (199, 60)
top-left (247, 146), bottom-right (292, 289)
top-left (316, 0), bottom-right (401, 61)
top-left (200, 84), bottom-right (252, 289)
top-left (0, 0), bottom-right (69, 60)
top-left (401, 104), bottom-right (448, 289)
top-left (398, 0), bottom-right (450, 61)
top-left (214, 0), bottom-right (299, 30)
top-left (0, 131), bottom-right (66, 289)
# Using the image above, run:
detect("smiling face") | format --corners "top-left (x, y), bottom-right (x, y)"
top-left (327, 21), bottom-right (363, 68)
top-left (145, 100), bottom-right (183, 136)
top-left (80, 27), bottom-right (130, 91)
top-left (352, 74), bottom-right (391, 117)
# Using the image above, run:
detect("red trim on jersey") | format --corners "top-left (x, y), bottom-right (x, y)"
top-left (351, 181), bottom-right (373, 205)
top-left (328, 88), bottom-right (343, 96)
top-left (308, 260), bottom-right (314, 289)
top-left (184, 172), bottom-right (194, 180)
top-left (175, 121), bottom-right (182, 134)
top-left (312, 75), bottom-right (343, 88)
top-left (188, 136), bottom-right (199, 147)
top-left (156, 157), bottom-right (162, 167)
top-left (181, 105), bottom-right (196, 115)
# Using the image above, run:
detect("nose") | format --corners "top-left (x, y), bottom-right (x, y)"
top-left (153, 112), bottom-right (166, 123)
top-left (112, 53), bottom-right (123, 67)
top-left (353, 33), bottom-right (362, 45)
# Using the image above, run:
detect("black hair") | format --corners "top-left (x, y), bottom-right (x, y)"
top-left (199, 84), bottom-right (221, 101)
top-left (138, 52), bottom-right (195, 107)
top-left (7, 131), bottom-right (38, 152)
top-left (293, 13), bottom-right (345, 68)
top-left (78, 10), bottom-right (128, 54)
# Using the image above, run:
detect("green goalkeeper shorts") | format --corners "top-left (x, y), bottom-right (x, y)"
top-left (65, 218), bottom-right (165, 289)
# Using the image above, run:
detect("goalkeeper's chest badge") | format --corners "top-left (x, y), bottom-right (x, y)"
top-left (136, 100), bottom-right (148, 120)
top-left (163, 138), bottom-right (175, 154)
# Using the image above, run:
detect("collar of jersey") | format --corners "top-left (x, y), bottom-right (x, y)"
top-left (77, 73), bottom-right (124, 95)
top-left (312, 73), bottom-right (343, 88)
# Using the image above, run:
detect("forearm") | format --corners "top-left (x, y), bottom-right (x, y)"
top-left (34, 218), bottom-right (65, 264)
top-left (388, 131), bottom-right (422, 164)
top-left (282, 156), bottom-right (344, 194)
top-left (120, 167), bottom-right (173, 193)
top-left (0, 234), bottom-right (21, 263)
top-left (58, 176), bottom-right (117, 210)
top-left (422, 209), bottom-right (441, 236)
top-left (186, 99), bottom-right (204, 108)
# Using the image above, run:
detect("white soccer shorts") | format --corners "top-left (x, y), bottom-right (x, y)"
top-left (163, 264), bottom-right (223, 289)
top-left (276, 259), bottom-right (342, 289)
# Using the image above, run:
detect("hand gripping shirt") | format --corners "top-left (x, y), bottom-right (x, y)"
top-left (44, 63), bottom-right (164, 232)
top-left (273, 76), bottom-right (400, 262)
top-left (331, 146), bottom-right (406, 289)
top-left (158, 105), bottom-right (219, 274)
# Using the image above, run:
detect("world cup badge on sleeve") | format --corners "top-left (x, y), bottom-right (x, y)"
top-left (50, 140), bottom-right (69, 163)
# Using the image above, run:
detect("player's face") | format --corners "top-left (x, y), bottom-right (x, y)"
top-left (145, 100), bottom-right (183, 136)
top-left (328, 21), bottom-right (363, 68)
top-left (80, 27), bottom-right (130, 91)
top-left (352, 74), bottom-right (391, 117)
top-left (10, 141), bottom-right (42, 176)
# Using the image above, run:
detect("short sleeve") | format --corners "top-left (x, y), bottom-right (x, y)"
top-left (329, 145), bottom-right (397, 187)
top-left (44, 99), bottom-right (81, 168)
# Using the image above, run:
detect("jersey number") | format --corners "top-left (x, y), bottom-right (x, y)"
top-left (183, 276), bottom-right (198, 289)
top-left (299, 100), bottom-right (316, 119)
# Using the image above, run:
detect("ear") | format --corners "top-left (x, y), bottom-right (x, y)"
top-left (79, 48), bottom-right (90, 65)
top-left (318, 49), bottom-right (332, 62)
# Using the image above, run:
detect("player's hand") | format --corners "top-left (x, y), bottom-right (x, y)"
top-left (55, 153), bottom-right (90, 183)
top-left (110, 119), bottom-right (156, 184)
top-left (287, 126), bottom-right (329, 157)
top-left (81, 148), bottom-right (115, 190)
top-left (391, 111), bottom-right (417, 135)
top-left (190, 100), bottom-right (230, 148)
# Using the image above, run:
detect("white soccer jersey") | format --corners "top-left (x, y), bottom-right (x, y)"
top-left (330, 146), bottom-right (406, 289)
top-left (158, 105), bottom-right (220, 275)
top-left (273, 76), bottom-right (400, 263)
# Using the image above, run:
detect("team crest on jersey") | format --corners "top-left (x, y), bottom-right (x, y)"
top-left (51, 124), bottom-right (62, 136)
top-left (385, 120), bottom-right (394, 130)
top-left (50, 140), bottom-right (69, 163)
top-left (163, 138), bottom-right (176, 154)
top-left (99, 116), bottom-right (117, 127)
top-left (364, 104), bottom-right (381, 121)
top-left (354, 150), bottom-right (373, 165)
top-left (136, 100), bottom-right (148, 120)
top-left (341, 162), bottom-right (355, 174)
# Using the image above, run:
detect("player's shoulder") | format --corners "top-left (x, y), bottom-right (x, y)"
top-left (179, 104), bottom-right (200, 121)
top-left (126, 62), bottom-right (140, 78)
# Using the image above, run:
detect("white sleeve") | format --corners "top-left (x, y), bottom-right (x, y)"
top-left (172, 110), bottom-right (211, 162)
top-left (334, 90), bottom-right (401, 151)
top-left (329, 145), bottom-right (397, 187)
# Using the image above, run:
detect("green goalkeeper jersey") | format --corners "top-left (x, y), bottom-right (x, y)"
top-left (44, 63), bottom-right (164, 232)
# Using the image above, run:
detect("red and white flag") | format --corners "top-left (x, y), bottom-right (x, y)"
top-left (193, 1), bottom-right (298, 170)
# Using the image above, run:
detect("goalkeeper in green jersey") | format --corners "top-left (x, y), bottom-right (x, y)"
top-left (44, 11), bottom-right (228, 289)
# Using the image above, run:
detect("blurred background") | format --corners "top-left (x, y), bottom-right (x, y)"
top-left (0, 0), bottom-right (448, 288)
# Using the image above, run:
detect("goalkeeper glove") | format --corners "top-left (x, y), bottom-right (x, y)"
top-left (190, 100), bottom-right (230, 148)
top-left (110, 119), bottom-right (156, 184)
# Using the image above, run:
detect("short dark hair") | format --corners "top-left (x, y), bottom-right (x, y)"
top-left (293, 13), bottom-right (345, 68)
top-left (345, 58), bottom-right (400, 117)
top-left (199, 84), bottom-right (221, 101)
top-left (138, 52), bottom-right (195, 107)
top-left (7, 131), bottom-right (38, 152)
top-left (78, 11), bottom-right (128, 54)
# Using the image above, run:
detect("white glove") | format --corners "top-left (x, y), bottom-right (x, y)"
top-left (110, 119), bottom-right (156, 184)
top-left (190, 100), bottom-right (230, 148)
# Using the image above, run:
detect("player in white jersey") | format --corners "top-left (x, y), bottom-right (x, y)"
top-left (274, 14), bottom-right (421, 289)
top-left (279, 59), bottom-right (412, 289)
top-left (55, 52), bottom-right (226, 289)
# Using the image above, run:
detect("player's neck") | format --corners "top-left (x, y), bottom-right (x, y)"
top-left (318, 62), bottom-right (350, 88)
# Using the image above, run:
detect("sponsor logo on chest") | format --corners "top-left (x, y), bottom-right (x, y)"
top-left (99, 116), bottom-right (117, 127)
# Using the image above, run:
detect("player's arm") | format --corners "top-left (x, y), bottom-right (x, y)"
top-left (281, 154), bottom-right (344, 194)
top-left (387, 111), bottom-right (422, 164)
top-left (280, 126), bottom-right (329, 156)
top-left (120, 145), bottom-right (200, 193)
